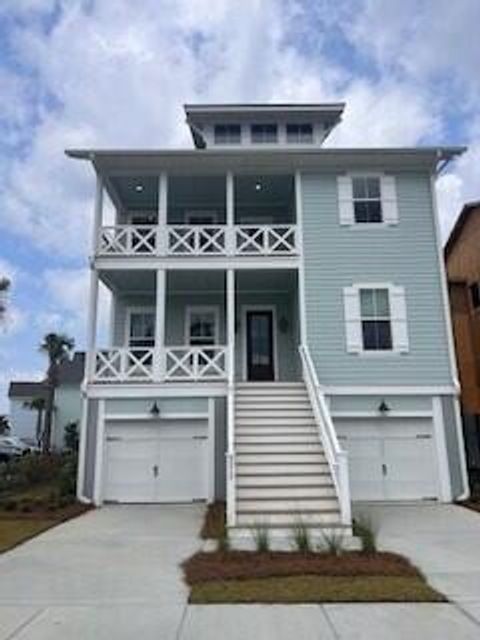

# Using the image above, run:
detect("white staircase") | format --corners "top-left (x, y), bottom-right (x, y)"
top-left (231, 382), bottom-right (346, 532)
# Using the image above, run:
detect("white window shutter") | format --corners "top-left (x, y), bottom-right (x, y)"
top-left (390, 285), bottom-right (409, 353)
top-left (381, 175), bottom-right (398, 225)
top-left (337, 176), bottom-right (354, 225)
top-left (343, 287), bottom-right (362, 353)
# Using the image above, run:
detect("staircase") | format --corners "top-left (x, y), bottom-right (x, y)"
top-left (232, 382), bottom-right (346, 533)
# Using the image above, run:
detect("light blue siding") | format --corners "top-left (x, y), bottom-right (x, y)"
top-left (105, 397), bottom-right (208, 414)
top-left (328, 394), bottom-right (433, 413)
top-left (53, 385), bottom-right (82, 450)
top-left (301, 171), bottom-right (452, 386)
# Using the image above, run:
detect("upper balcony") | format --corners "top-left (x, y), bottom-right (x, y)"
top-left (94, 173), bottom-right (299, 261)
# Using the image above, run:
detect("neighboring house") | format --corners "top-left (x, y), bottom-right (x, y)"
top-left (8, 382), bottom-right (48, 446)
top-left (8, 352), bottom-right (85, 449)
top-left (67, 103), bottom-right (469, 538)
top-left (445, 201), bottom-right (480, 486)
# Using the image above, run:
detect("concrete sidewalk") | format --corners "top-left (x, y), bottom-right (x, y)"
top-left (1, 504), bottom-right (480, 639)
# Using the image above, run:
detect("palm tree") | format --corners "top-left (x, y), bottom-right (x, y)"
top-left (23, 397), bottom-right (46, 447)
top-left (39, 333), bottom-right (75, 452)
top-left (0, 415), bottom-right (10, 435)
top-left (0, 277), bottom-right (10, 324)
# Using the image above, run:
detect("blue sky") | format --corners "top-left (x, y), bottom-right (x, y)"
top-left (0, 0), bottom-right (479, 412)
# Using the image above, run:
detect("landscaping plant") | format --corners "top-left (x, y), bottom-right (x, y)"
top-left (251, 523), bottom-right (270, 552)
top-left (291, 519), bottom-right (312, 553)
top-left (353, 516), bottom-right (377, 554)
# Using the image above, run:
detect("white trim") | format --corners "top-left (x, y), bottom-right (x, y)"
top-left (295, 170), bottom-right (307, 344)
top-left (331, 410), bottom-right (433, 419)
top-left (85, 269), bottom-right (99, 382)
top-left (185, 305), bottom-right (220, 345)
top-left (76, 395), bottom-right (89, 503)
top-left (86, 383), bottom-right (228, 398)
top-left (125, 306), bottom-right (156, 348)
top-left (94, 256), bottom-right (300, 271)
top-left (208, 397), bottom-right (215, 504)
top-left (241, 305), bottom-right (279, 381)
top-left (109, 295), bottom-right (116, 348)
top-left (322, 385), bottom-right (458, 396)
top-left (432, 396), bottom-right (453, 502)
top-left (453, 395), bottom-right (470, 500)
top-left (105, 412), bottom-right (209, 421)
top-left (155, 269), bottom-right (166, 379)
top-left (93, 399), bottom-right (106, 506)
top-left (430, 174), bottom-right (460, 390)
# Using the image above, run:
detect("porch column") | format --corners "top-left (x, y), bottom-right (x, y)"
top-left (85, 269), bottom-right (99, 382)
top-left (155, 268), bottom-right (166, 380)
top-left (226, 171), bottom-right (234, 255)
top-left (91, 173), bottom-right (104, 255)
top-left (157, 171), bottom-right (168, 255)
top-left (226, 268), bottom-right (236, 526)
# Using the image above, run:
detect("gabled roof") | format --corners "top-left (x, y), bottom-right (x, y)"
top-left (8, 382), bottom-right (48, 399)
top-left (445, 201), bottom-right (480, 258)
top-left (7, 352), bottom-right (85, 399)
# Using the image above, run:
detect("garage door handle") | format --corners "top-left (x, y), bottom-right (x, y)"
top-left (153, 464), bottom-right (159, 478)
top-left (382, 463), bottom-right (387, 476)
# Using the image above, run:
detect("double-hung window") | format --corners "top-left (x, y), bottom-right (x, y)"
top-left (286, 123), bottom-right (313, 143)
top-left (129, 311), bottom-right (155, 348)
top-left (352, 176), bottom-right (382, 223)
top-left (359, 288), bottom-right (392, 350)
top-left (214, 124), bottom-right (241, 144)
top-left (251, 123), bottom-right (278, 143)
top-left (186, 307), bottom-right (218, 347)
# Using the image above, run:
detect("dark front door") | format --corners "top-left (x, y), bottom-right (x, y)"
top-left (246, 311), bottom-right (274, 381)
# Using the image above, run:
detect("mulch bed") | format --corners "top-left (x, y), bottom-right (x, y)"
top-left (458, 500), bottom-right (480, 514)
top-left (183, 550), bottom-right (422, 585)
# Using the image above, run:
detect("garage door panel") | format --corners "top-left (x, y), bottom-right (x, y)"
top-left (156, 438), bottom-right (207, 501)
top-left (383, 437), bottom-right (437, 500)
top-left (339, 437), bottom-right (384, 501)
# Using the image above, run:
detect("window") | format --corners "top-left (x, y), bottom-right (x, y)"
top-left (251, 123), bottom-right (278, 143)
top-left (360, 288), bottom-right (392, 351)
top-left (186, 308), bottom-right (218, 346)
top-left (352, 176), bottom-right (383, 223)
top-left (214, 124), bottom-right (241, 144)
top-left (128, 311), bottom-right (155, 348)
top-left (470, 283), bottom-right (480, 310)
top-left (286, 123), bottom-right (313, 143)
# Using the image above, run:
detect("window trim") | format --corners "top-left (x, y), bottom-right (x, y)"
top-left (351, 175), bottom-right (383, 225)
top-left (184, 305), bottom-right (220, 346)
top-left (338, 173), bottom-right (398, 228)
top-left (125, 307), bottom-right (156, 348)
top-left (358, 287), bottom-right (393, 353)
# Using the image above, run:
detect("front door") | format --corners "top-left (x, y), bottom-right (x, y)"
top-left (246, 310), bottom-right (275, 381)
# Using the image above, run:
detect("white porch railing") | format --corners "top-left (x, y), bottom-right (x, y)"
top-left (93, 346), bottom-right (228, 382)
top-left (235, 224), bottom-right (297, 255)
top-left (96, 224), bottom-right (298, 257)
top-left (165, 346), bottom-right (227, 380)
top-left (299, 345), bottom-right (351, 527)
top-left (97, 225), bottom-right (157, 255)
top-left (94, 348), bottom-right (155, 382)
top-left (167, 225), bottom-right (226, 255)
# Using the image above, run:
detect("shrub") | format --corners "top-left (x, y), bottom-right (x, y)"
top-left (353, 516), bottom-right (377, 554)
top-left (20, 503), bottom-right (32, 513)
top-left (321, 530), bottom-right (344, 556)
top-left (64, 422), bottom-right (79, 453)
top-left (292, 520), bottom-right (312, 553)
top-left (58, 455), bottom-right (77, 497)
top-left (251, 524), bottom-right (270, 552)
top-left (3, 499), bottom-right (17, 511)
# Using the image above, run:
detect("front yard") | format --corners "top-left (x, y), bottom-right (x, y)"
top-left (189, 503), bottom-right (445, 604)
top-left (0, 453), bottom-right (89, 553)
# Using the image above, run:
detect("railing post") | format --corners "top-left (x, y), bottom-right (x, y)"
top-left (155, 268), bottom-right (166, 381)
top-left (158, 172), bottom-right (168, 256)
top-left (226, 268), bottom-right (236, 526)
top-left (226, 171), bottom-right (235, 255)
top-left (337, 450), bottom-right (351, 525)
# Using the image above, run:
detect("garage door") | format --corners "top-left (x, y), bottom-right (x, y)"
top-left (103, 422), bottom-right (209, 503)
top-left (336, 418), bottom-right (439, 501)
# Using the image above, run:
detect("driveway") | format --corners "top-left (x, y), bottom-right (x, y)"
top-left (1, 504), bottom-right (480, 639)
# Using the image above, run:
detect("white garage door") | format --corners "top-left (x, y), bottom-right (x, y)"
top-left (103, 422), bottom-right (209, 503)
top-left (336, 418), bottom-right (439, 501)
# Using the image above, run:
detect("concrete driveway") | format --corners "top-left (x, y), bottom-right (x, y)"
top-left (1, 504), bottom-right (480, 639)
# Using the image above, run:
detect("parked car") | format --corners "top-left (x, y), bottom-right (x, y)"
top-left (0, 436), bottom-right (37, 462)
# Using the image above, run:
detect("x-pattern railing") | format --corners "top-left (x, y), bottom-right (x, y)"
top-left (98, 226), bottom-right (157, 255)
top-left (94, 348), bottom-right (154, 381)
top-left (235, 225), bottom-right (297, 255)
top-left (165, 346), bottom-right (227, 380)
top-left (167, 225), bottom-right (226, 255)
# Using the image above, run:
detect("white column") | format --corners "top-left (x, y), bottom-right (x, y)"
top-left (226, 268), bottom-right (236, 526)
top-left (91, 174), bottom-right (104, 256)
top-left (155, 268), bottom-right (166, 380)
top-left (93, 399), bottom-right (105, 506)
top-left (157, 172), bottom-right (168, 255)
top-left (295, 170), bottom-right (307, 346)
top-left (85, 269), bottom-right (99, 382)
top-left (226, 171), bottom-right (234, 255)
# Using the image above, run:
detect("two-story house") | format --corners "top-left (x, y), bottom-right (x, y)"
top-left (67, 103), bottom-right (469, 539)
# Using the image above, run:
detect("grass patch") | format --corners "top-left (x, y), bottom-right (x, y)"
top-left (200, 502), bottom-right (226, 539)
top-left (0, 518), bottom-right (58, 553)
top-left (189, 575), bottom-right (445, 604)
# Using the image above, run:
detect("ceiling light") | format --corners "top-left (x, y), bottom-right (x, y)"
top-left (255, 182), bottom-right (262, 191)
top-left (135, 184), bottom-right (144, 192)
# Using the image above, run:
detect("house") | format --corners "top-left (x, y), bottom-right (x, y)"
top-left (445, 201), bottom-right (480, 486)
top-left (67, 103), bottom-right (469, 538)
top-left (8, 352), bottom-right (85, 449)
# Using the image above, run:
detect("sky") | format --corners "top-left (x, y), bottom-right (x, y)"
top-left (0, 0), bottom-right (479, 412)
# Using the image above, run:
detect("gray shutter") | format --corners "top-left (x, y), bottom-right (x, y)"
top-left (381, 175), bottom-right (398, 225)
top-left (343, 287), bottom-right (362, 353)
top-left (390, 285), bottom-right (409, 353)
top-left (337, 176), bottom-right (354, 225)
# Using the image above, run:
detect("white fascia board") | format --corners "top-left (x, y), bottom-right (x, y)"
top-left (86, 383), bottom-right (228, 399)
top-left (94, 256), bottom-right (300, 272)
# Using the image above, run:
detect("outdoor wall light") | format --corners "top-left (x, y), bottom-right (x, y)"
top-left (150, 402), bottom-right (160, 417)
top-left (378, 400), bottom-right (390, 415)
top-left (135, 183), bottom-right (144, 192)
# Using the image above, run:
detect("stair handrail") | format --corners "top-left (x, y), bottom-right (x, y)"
top-left (299, 344), bottom-right (351, 526)
top-left (226, 342), bottom-right (236, 526)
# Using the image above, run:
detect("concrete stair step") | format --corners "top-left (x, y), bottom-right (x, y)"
top-left (236, 462), bottom-right (329, 474)
top-left (235, 417), bottom-right (316, 426)
top-left (236, 485), bottom-right (337, 499)
top-left (236, 452), bottom-right (326, 464)
top-left (235, 409), bottom-right (314, 418)
top-left (235, 426), bottom-right (317, 435)
top-left (235, 433), bottom-right (319, 444)
top-left (237, 497), bottom-right (338, 512)
top-left (236, 473), bottom-right (332, 486)
top-left (236, 511), bottom-right (341, 526)
top-left (236, 443), bottom-right (323, 454)
top-left (235, 401), bottom-right (311, 409)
